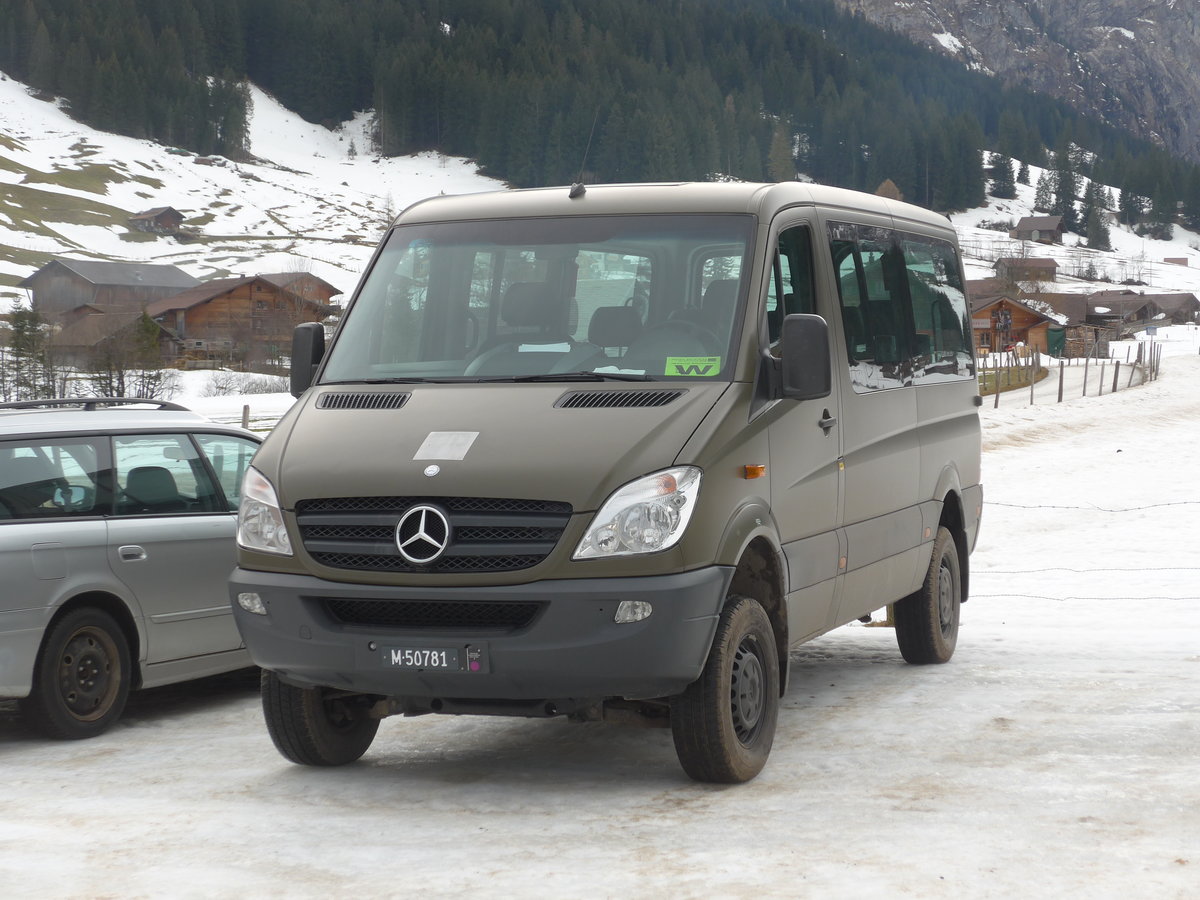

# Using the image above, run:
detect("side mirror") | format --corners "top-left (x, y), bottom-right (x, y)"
top-left (291, 322), bottom-right (326, 397)
top-left (780, 314), bottom-right (832, 401)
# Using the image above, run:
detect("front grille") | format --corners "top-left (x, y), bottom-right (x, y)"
top-left (324, 598), bottom-right (541, 630)
top-left (295, 496), bottom-right (573, 574)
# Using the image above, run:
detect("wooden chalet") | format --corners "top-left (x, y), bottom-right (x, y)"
top-left (129, 207), bottom-right (185, 235)
top-left (18, 259), bottom-right (200, 319)
top-left (995, 257), bottom-right (1059, 284)
top-left (967, 280), bottom-right (1062, 354)
top-left (259, 272), bottom-right (342, 306)
top-left (1009, 215), bottom-right (1065, 244)
top-left (146, 274), bottom-right (340, 364)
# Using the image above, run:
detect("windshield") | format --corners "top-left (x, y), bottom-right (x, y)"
top-left (320, 214), bottom-right (755, 383)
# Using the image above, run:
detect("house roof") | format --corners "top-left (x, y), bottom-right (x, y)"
top-left (18, 258), bottom-right (199, 289)
top-left (968, 293), bottom-right (1063, 325)
top-left (49, 311), bottom-right (143, 348)
top-left (130, 207), bottom-right (183, 221)
top-left (259, 272), bottom-right (342, 297)
top-left (1013, 215), bottom-right (1063, 231)
top-left (146, 275), bottom-right (339, 318)
top-left (145, 277), bottom-right (257, 317)
top-left (995, 257), bottom-right (1059, 270)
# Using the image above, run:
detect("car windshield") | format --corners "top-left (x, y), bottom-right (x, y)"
top-left (320, 214), bottom-right (755, 383)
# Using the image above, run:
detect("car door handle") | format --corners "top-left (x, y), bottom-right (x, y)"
top-left (118, 545), bottom-right (147, 562)
top-left (818, 410), bottom-right (838, 432)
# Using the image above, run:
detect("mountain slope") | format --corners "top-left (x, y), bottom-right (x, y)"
top-left (831, 0), bottom-right (1200, 163)
top-left (0, 73), bottom-right (501, 308)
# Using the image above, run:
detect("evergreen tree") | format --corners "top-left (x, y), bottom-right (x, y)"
top-left (988, 152), bottom-right (1016, 199)
top-left (1034, 170), bottom-right (1056, 213)
top-left (1051, 144), bottom-right (1079, 232)
top-left (1017, 161), bottom-right (1030, 185)
top-left (767, 122), bottom-right (794, 182)
top-left (1084, 205), bottom-right (1111, 251)
top-left (8, 305), bottom-right (57, 401)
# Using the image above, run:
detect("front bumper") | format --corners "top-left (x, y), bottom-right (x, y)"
top-left (230, 566), bottom-right (733, 705)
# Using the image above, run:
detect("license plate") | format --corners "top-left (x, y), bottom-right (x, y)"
top-left (384, 647), bottom-right (461, 670)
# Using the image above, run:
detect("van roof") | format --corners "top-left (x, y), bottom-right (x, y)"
top-left (396, 181), bottom-right (954, 231)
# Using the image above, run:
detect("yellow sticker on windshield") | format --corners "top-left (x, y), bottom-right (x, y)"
top-left (665, 356), bottom-right (721, 377)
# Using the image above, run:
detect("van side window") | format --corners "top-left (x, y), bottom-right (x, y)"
top-left (899, 235), bottom-right (976, 381)
top-left (829, 222), bottom-right (973, 391)
top-left (767, 225), bottom-right (815, 347)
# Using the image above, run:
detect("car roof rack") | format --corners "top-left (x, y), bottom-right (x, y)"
top-left (0, 397), bottom-right (190, 411)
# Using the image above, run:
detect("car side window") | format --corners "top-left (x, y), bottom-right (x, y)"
top-left (193, 434), bottom-right (259, 510)
top-left (0, 438), bottom-right (105, 520)
top-left (113, 434), bottom-right (222, 516)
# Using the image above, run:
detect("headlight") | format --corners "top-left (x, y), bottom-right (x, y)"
top-left (573, 467), bottom-right (702, 559)
top-left (237, 467), bottom-right (293, 556)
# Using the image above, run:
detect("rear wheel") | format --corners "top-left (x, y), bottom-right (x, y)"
top-left (21, 607), bottom-right (131, 739)
top-left (894, 525), bottom-right (961, 664)
top-left (670, 595), bottom-right (779, 783)
top-left (261, 670), bottom-right (380, 766)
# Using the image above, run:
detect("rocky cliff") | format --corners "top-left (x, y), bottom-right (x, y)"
top-left (830, 0), bottom-right (1200, 162)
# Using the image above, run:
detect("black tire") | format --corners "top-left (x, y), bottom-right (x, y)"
top-left (20, 607), bottom-right (132, 739)
top-left (894, 525), bottom-right (961, 664)
top-left (261, 670), bottom-right (380, 766)
top-left (670, 596), bottom-right (780, 783)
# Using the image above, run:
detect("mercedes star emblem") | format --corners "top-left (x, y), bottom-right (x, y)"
top-left (395, 504), bottom-right (451, 565)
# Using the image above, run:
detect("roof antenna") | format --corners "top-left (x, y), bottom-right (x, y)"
top-left (570, 106), bottom-right (601, 199)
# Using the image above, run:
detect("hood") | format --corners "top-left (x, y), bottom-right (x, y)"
top-left (271, 382), bottom-right (729, 512)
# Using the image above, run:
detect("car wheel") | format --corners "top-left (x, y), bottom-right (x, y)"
top-left (261, 670), bottom-right (380, 766)
top-left (894, 525), bottom-right (961, 664)
top-left (21, 607), bottom-right (132, 739)
top-left (670, 595), bottom-right (779, 783)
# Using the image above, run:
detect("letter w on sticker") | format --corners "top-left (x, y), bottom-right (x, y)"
top-left (665, 356), bottom-right (720, 377)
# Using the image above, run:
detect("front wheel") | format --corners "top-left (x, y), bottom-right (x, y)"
top-left (670, 596), bottom-right (780, 783)
top-left (894, 525), bottom-right (962, 664)
top-left (21, 607), bottom-right (132, 739)
top-left (261, 670), bottom-right (380, 766)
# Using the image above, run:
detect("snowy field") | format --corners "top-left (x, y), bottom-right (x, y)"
top-left (1, 332), bottom-right (1197, 899)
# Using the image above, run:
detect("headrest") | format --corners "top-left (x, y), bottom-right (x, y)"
top-left (126, 466), bottom-right (179, 502)
top-left (1, 455), bottom-right (58, 491)
top-left (588, 306), bottom-right (643, 347)
top-left (702, 278), bottom-right (740, 309)
top-left (502, 282), bottom-right (556, 327)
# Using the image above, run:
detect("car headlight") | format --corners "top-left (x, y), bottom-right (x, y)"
top-left (573, 467), bottom-right (702, 559)
top-left (237, 467), bottom-right (293, 556)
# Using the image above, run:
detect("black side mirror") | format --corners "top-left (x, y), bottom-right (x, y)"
top-left (780, 314), bottom-right (832, 400)
top-left (291, 322), bottom-right (326, 397)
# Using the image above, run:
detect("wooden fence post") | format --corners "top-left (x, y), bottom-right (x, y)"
top-left (1112, 361), bottom-right (1120, 393)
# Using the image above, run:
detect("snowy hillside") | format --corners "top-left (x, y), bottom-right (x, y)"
top-left (0, 73), bottom-right (502, 310)
top-left (5, 68), bottom-right (1200, 316)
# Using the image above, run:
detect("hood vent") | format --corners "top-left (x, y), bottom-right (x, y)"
top-left (317, 391), bottom-right (410, 410)
top-left (555, 389), bottom-right (686, 409)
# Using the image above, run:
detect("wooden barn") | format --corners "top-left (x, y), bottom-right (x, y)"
top-left (49, 309), bottom-right (181, 367)
top-left (129, 207), bottom-right (185, 235)
top-left (995, 256), bottom-right (1059, 284)
top-left (1009, 215), bottom-right (1065, 244)
top-left (146, 275), bottom-right (340, 365)
top-left (18, 259), bottom-right (200, 318)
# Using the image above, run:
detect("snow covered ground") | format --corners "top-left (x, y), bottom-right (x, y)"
top-left (2, 333), bottom-right (1197, 899)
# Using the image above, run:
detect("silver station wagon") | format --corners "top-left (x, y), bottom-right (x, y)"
top-left (0, 398), bottom-right (260, 738)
